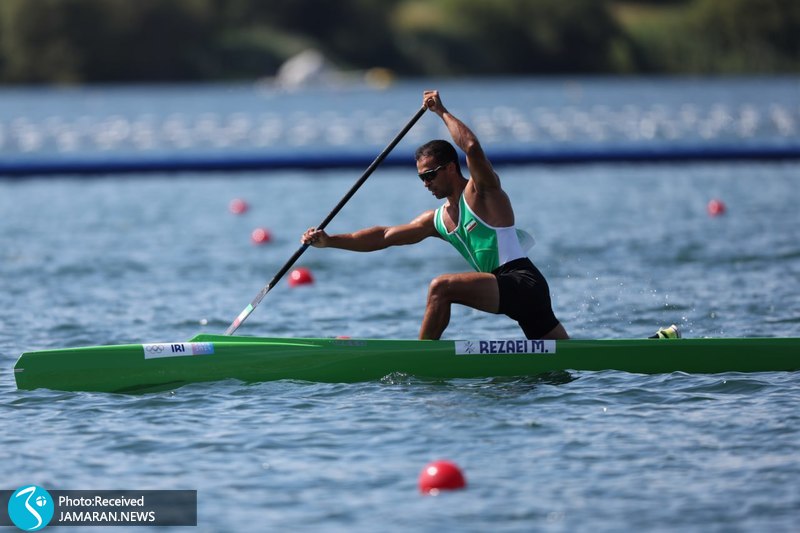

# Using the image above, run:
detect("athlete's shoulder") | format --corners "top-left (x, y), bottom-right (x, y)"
top-left (415, 209), bottom-right (436, 223)
top-left (409, 209), bottom-right (438, 232)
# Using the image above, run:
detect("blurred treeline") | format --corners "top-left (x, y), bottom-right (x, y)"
top-left (0, 0), bottom-right (797, 84)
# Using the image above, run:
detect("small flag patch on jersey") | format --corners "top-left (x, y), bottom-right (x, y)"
top-left (465, 220), bottom-right (477, 233)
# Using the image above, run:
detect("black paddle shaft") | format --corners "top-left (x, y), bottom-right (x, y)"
top-left (224, 105), bottom-right (427, 335)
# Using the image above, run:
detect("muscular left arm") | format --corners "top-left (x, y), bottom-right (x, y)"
top-left (302, 210), bottom-right (438, 252)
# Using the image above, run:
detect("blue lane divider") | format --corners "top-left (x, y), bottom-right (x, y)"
top-left (1, 143), bottom-right (798, 177)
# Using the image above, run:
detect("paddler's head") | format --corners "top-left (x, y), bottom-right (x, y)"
top-left (415, 140), bottom-right (461, 198)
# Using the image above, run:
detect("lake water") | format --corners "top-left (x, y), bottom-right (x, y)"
top-left (1, 78), bottom-right (799, 532)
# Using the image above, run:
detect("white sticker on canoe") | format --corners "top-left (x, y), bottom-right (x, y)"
top-left (455, 340), bottom-right (555, 355)
top-left (142, 342), bottom-right (215, 359)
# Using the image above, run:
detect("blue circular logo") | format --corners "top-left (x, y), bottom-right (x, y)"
top-left (8, 486), bottom-right (54, 531)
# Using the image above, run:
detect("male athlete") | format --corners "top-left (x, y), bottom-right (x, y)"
top-left (302, 90), bottom-right (569, 340)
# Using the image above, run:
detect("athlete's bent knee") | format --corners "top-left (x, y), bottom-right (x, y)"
top-left (427, 275), bottom-right (454, 303)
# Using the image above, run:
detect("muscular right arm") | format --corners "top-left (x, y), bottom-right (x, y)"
top-left (424, 90), bottom-right (499, 193)
top-left (424, 89), bottom-right (514, 227)
top-left (302, 210), bottom-right (438, 252)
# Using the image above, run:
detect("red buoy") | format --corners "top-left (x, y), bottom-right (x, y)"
top-left (418, 460), bottom-right (466, 494)
top-left (229, 198), bottom-right (249, 215)
top-left (707, 199), bottom-right (726, 217)
top-left (251, 227), bottom-right (272, 245)
top-left (288, 267), bottom-right (314, 287)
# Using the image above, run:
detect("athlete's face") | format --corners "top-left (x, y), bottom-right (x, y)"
top-left (416, 157), bottom-right (450, 199)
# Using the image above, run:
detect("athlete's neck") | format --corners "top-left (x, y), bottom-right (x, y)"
top-left (445, 177), bottom-right (468, 207)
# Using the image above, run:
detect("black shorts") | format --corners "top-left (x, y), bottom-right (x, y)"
top-left (493, 257), bottom-right (560, 339)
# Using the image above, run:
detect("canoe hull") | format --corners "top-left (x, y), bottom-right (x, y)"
top-left (13, 334), bottom-right (800, 394)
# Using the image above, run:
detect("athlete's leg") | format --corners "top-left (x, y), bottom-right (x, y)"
top-left (542, 322), bottom-right (569, 340)
top-left (419, 272), bottom-right (499, 340)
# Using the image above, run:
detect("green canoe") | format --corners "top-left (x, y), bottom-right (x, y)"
top-left (13, 334), bottom-right (800, 394)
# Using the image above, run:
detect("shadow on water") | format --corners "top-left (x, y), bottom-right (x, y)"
top-left (378, 370), bottom-right (575, 389)
top-left (86, 370), bottom-right (577, 396)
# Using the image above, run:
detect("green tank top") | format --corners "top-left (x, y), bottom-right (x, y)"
top-left (433, 194), bottom-right (534, 273)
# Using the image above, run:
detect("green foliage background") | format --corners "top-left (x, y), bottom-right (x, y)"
top-left (0, 0), bottom-right (797, 84)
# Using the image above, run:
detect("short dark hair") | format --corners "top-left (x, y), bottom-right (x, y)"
top-left (415, 140), bottom-right (462, 174)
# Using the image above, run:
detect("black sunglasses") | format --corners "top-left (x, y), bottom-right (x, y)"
top-left (418, 163), bottom-right (448, 182)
